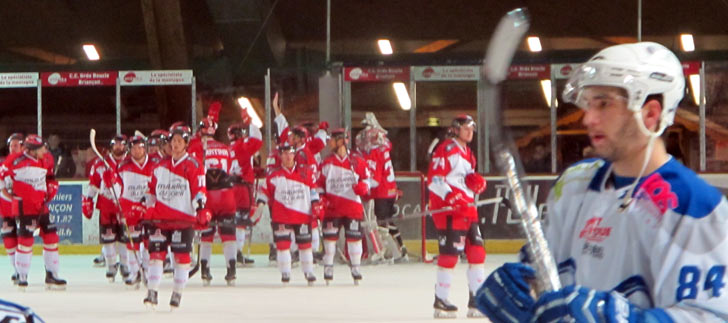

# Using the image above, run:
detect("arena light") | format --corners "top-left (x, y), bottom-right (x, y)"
top-left (680, 34), bottom-right (695, 52)
top-left (689, 74), bottom-right (702, 105)
top-left (393, 82), bottom-right (411, 110)
top-left (527, 36), bottom-right (542, 52)
top-left (237, 97), bottom-right (263, 128)
top-left (540, 79), bottom-right (557, 107)
top-left (82, 44), bottom-right (100, 60)
top-left (378, 39), bottom-right (393, 55)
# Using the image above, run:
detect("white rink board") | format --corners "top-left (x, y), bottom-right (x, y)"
top-left (0, 254), bottom-right (517, 322)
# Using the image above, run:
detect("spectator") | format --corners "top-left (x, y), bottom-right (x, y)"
top-left (47, 134), bottom-right (76, 178)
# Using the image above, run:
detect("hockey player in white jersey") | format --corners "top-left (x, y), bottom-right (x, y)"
top-left (477, 42), bottom-right (728, 322)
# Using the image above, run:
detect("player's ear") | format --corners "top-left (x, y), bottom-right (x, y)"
top-left (642, 98), bottom-right (662, 132)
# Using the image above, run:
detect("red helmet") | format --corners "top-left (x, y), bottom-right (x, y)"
top-left (278, 142), bottom-right (296, 153)
top-left (149, 129), bottom-right (168, 146)
top-left (170, 124), bottom-right (192, 143)
top-left (199, 117), bottom-right (217, 136)
top-left (452, 114), bottom-right (476, 128)
top-left (129, 135), bottom-right (146, 146)
top-left (169, 121), bottom-right (185, 133)
top-left (23, 134), bottom-right (44, 150)
top-left (6, 133), bottom-right (23, 146)
top-left (290, 125), bottom-right (309, 139)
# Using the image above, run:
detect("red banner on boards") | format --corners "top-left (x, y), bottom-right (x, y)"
top-left (41, 71), bottom-right (117, 87)
top-left (344, 67), bottom-right (410, 82)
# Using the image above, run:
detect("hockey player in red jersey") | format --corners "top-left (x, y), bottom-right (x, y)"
top-left (1, 134), bottom-right (67, 290)
top-left (115, 135), bottom-right (154, 288)
top-left (147, 130), bottom-right (168, 164)
top-left (258, 143), bottom-right (320, 284)
top-left (83, 134), bottom-right (131, 282)
top-left (427, 115), bottom-right (487, 318)
top-left (143, 124), bottom-right (209, 308)
top-left (228, 108), bottom-right (263, 266)
top-left (194, 116), bottom-right (241, 286)
top-left (319, 128), bottom-right (370, 285)
top-left (1, 133), bottom-right (24, 284)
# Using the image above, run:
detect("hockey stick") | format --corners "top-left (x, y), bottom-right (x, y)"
top-left (89, 129), bottom-right (146, 286)
top-left (482, 8), bottom-right (560, 295)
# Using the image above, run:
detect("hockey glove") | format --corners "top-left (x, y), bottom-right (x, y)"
top-left (196, 208), bottom-right (212, 228)
top-left (46, 180), bottom-right (59, 202)
top-left (352, 181), bottom-right (369, 196)
top-left (318, 121), bottom-right (329, 131)
top-left (465, 173), bottom-right (487, 194)
top-left (311, 201), bottom-right (325, 219)
top-left (476, 262), bottom-right (536, 323)
top-left (82, 196), bottom-right (94, 219)
top-left (532, 285), bottom-right (673, 323)
top-left (444, 191), bottom-right (469, 209)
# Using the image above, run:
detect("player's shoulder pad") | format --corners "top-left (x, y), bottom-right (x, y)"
top-left (650, 158), bottom-right (723, 219)
top-left (551, 158), bottom-right (605, 201)
top-left (186, 154), bottom-right (201, 168)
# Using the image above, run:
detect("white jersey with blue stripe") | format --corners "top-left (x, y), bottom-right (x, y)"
top-left (545, 157), bottom-right (728, 322)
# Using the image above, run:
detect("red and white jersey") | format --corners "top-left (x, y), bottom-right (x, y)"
top-left (364, 142), bottom-right (397, 199)
top-left (0, 156), bottom-right (12, 216)
top-left (148, 153), bottom-right (206, 227)
top-left (117, 155), bottom-right (154, 218)
top-left (319, 153), bottom-right (369, 219)
top-left (259, 164), bottom-right (318, 224)
top-left (230, 124), bottom-right (262, 183)
top-left (86, 154), bottom-right (124, 214)
top-left (274, 114), bottom-right (327, 164)
top-left (427, 138), bottom-right (477, 219)
top-left (149, 151), bottom-right (165, 165)
top-left (1, 152), bottom-right (50, 215)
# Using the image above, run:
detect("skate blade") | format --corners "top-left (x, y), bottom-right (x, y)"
top-left (307, 281), bottom-right (315, 286)
top-left (325, 279), bottom-right (331, 286)
top-left (433, 309), bottom-right (457, 319)
top-left (226, 280), bottom-right (235, 287)
top-left (144, 303), bottom-right (157, 311)
top-left (202, 280), bottom-right (211, 287)
top-left (169, 305), bottom-right (179, 311)
top-left (126, 283), bottom-right (141, 290)
top-left (466, 308), bottom-right (484, 318)
top-left (45, 284), bottom-right (67, 291)
top-left (353, 279), bottom-right (360, 286)
top-left (18, 286), bottom-right (27, 292)
top-left (107, 277), bottom-right (115, 283)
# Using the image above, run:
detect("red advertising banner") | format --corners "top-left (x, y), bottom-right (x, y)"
top-left (507, 64), bottom-right (550, 80)
top-left (344, 67), bottom-right (410, 82)
top-left (682, 61), bottom-right (700, 75)
top-left (41, 71), bottom-right (117, 87)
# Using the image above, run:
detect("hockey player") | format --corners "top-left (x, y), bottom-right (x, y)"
top-left (115, 135), bottom-right (154, 288)
top-left (257, 143), bottom-right (321, 284)
top-left (319, 128), bottom-right (370, 285)
top-left (356, 113), bottom-right (407, 262)
top-left (228, 108), bottom-right (263, 266)
top-left (1, 133), bottom-right (24, 284)
top-left (1, 134), bottom-right (67, 290)
top-left (477, 42), bottom-right (728, 322)
top-left (143, 124), bottom-right (209, 308)
top-left (147, 130), bottom-right (168, 164)
top-left (83, 134), bottom-right (131, 282)
top-left (193, 115), bottom-right (241, 286)
top-left (427, 114), bottom-right (487, 318)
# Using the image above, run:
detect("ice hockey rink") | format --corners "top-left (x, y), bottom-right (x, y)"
top-left (1, 254), bottom-right (517, 322)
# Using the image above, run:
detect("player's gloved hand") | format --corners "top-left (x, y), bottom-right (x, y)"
top-left (46, 180), bottom-right (59, 202)
top-left (475, 262), bottom-right (536, 323)
top-left (531, 285), bottom-right (672, 323)
top-left (82, 196), bottom-right (94, 219)
top-left (465, 173), bottom-right (487, 194)
top-left (318, 121), bottom-right (329, 131)
top-left (444, 191), bottom-right (468, 209)
top-left (240, 108), bottom-right (252, 126)
top-left (196, 208), bottom-right (212, 228)
top-left (311, 201), bottom-right (324, 219)
top-left (352, 181), bottom-right (369, 196)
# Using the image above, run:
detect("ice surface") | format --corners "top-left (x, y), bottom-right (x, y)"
top-left (1, 254), bottom-right (517, 322)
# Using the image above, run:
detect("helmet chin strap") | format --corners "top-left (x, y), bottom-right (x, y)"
top-left (618, 110), bottom-right (667, 210)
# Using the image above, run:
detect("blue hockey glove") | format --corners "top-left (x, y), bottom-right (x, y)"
top-left (475, 262), bottom-right (536, 323)
top-left (532, 285), bottom-right (674, 323)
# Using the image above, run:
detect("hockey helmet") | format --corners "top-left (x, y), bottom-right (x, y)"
top-left (452, 114), bottom-right (476, 129)
top-left (110, 134), bottom-right (128, 147)
top-left (290, 125), bottom-right (309, 139)
top-left (199, 117), bottom-right (218, 136)
top-left (168, 121), bottom-right (185, 134)
top-left (169, 124), bottom-right (192, 143)
top-left (23, 134), bottom-right (44, 150)
top-left (277, 142), bottom-right (296, 153)
top-left (148, 129), bottom-right (168, 146)
top-left (563, 42), bottom-right (685, 136)
top-left (129, 135), bottom-right (146, 147)
top-left (6, 133), bottom-right (23, 146)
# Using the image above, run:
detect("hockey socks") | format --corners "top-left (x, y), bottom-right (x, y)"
top-left (102, 243), bottom-right (117, 270)
top-left (435, 267), bottom-right (454, 302)
top-left (42, 245), bottom-right (60, 274)
top-left (147, 260), bottom-right (163, 290)
top-left (311, 227), bottom-right (320, 252)
top-left (467, 265), bottom-right (485, 294)
top-left (323, 240), bottom-right (336, 266)
top-left (235, 228), bottom-right (246, 251)
top-left (222, 241), bottom-right (237, 263)
top-left (173, 263), bottom-right (190, 293)
top-left (116, 242), bottom-right (129, 268)
top-left (200, 242), bottom-right (213, 262)
top-left (15, 246), bottom-right (32, 277)
top-left (347, 240), bottom-right (363, 266)
top-left (277, 249), bottom-right (292, 275)
top-left (300, 248), bottom-right (314, 275)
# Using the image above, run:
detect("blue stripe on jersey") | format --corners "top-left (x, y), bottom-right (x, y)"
top-left (612, 275), bottom-right (654, 307)
top-left (582, 157), bottom-right (722, 219)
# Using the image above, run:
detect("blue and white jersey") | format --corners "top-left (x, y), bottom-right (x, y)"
top-left (545, 157), bottom-right (728, 322)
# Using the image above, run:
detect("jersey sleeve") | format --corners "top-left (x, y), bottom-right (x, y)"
top-left (309, 129), bottom-right (327, 155)
top-left (274, 114), bottom-right (290, 143)
top-left (245, 124), bottom-right (263, 153)
top-left (189, 158), bottom-right (207, 209)
top-left (427, 145), bottom-right (453, 199)
top-left (87, 162), bottom-right (102, 199)
top-left (258, 175), bottom-right (272, 204)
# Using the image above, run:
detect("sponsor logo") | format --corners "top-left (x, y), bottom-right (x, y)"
top-left (348, 68), bottom-right (363, 80)
top-left (578, 217), bottom-right (611, 243)
top-left (422, 67), bottom-right (435, 78)
top-left (47, 72), bottom-right (63, 85)
top-left (123, 72), bottom-right (136, 83)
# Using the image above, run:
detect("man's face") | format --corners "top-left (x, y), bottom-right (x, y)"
top-left (170, 135), bottom-right (187, 155)
top-left (33, 145), bottom-right (47, 159)
top-left (289, 133), bottom-right (303, 147)
top-left (8, 139), bottom-right (22, 154)
top-left (579, 86), bottom-right (642, 162)
top-left (457, 125), bottom-right (474, 143)
top-left (148, 145), bottom-right (160, 155)
top-left (162, 142), bottom-right (172, 156)
top-left (281, 149), bottom-right (295, 168)
top-left (112, 142), bottom-right (126, 157)
top-left (131, 143), bottom-right (146, 160)
top-left (48, 135), bottom-right (60, 149)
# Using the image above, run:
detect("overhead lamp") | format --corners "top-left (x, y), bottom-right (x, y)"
top-left (540, 79), bottom-right (557, 108)
top-left (527, 36), bottom-right (542, 52)
top-left (237, 97), bottom-right (264, 128)
top-left (378, 39), bottom-right (393, 55)
top-left (392, 82), bottom-right (411, 110)
top-left (82, 44), bottom-right (100, 60)
top-left (680, 34), bottom-right (695, 52)
top-left (689, 74), bottom-right (702, 105)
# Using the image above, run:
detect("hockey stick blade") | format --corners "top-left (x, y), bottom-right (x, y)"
top-left (483, 8), bottom-right (561, 295)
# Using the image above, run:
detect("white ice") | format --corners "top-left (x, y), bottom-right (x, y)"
top-left (1, 254), bottom-right (517, 322)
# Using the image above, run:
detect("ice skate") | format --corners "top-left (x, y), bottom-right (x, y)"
top-left (143, 289), bottom-right (158, 309)
top-left (305, 272), bottom-right (316, 286)
top-left (93, 254), bottom-right (105, 267)
top-left (119, 263), bottom-right (130, 280)
top-left (200, 260), bottom-right (212, 286)
top-left (225, 259), bottom-right (236, 286)
top-left (11, 272), bottom-right (18, 285)
top-left (125, 272), bottom-right (141, 290)
top-left (281, 272), bottom-right (290, 284)
top-left (106, 263), bottom-right (118, 283)
top-left (268, 245), bottom-right (277, 267)
top-left (351, 266), bottom-right (362, 285)
top-left (17, 274), bottom-right (28, 292)
top-left (394, 247), bottom-right (410, 264)
top-left (433, 296), bottom-right (458, 319)
top-left (162, 258), bottom-right (174, 277)
top-left (45, 271), bottom-right (67, 290)
top-left (466, 293), bottom-right (484, 318)
top-left (169, 291), bottom-right (182, 309)
top-left (324, 265), bottom-right (333, 286)
top-left (236, 250), bottom-right (255, 267)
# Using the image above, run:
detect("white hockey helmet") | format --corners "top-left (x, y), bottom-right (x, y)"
top-left (563, 42), bottom-right (685, 136)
